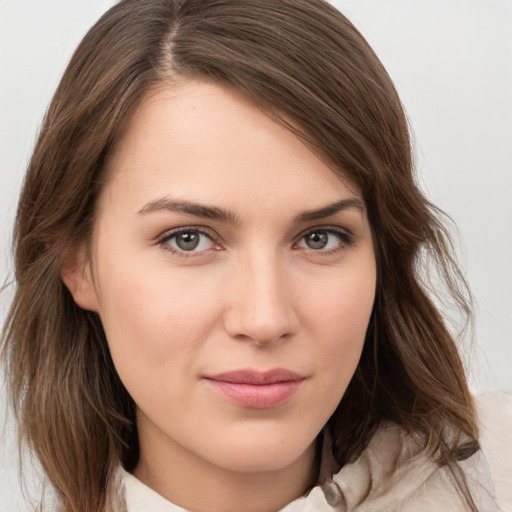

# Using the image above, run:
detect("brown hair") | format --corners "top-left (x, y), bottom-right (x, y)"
top-left (2, 0), bottom-right (478, 510)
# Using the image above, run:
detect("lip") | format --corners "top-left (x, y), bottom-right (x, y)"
top-left (203, 368), bottom-right (305, 409)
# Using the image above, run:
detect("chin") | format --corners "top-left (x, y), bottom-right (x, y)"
top-left (203, 428), bottom-right (316, 474)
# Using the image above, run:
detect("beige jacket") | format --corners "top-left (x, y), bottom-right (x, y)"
top-left (121, 392), bottom-right (512, 512)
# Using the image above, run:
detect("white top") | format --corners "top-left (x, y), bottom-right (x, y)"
top-left (120, 392), bottom-right (512, 512)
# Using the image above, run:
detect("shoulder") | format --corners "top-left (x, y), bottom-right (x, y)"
top-left (475, 391), bottom-right (512, 511)
top-left (329, 414), bottom-right (504, 511)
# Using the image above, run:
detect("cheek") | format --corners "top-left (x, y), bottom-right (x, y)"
top-left (304, 261), bottom-right (375, 339)
top-left (302, 262), bottom-right (375, 388)
top-left (92, 261), bottom-right (228, 423)
top-left (93, 253), bottom-right (223, 375)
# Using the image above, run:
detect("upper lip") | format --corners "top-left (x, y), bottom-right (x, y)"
top-left (204, 368), bottom-right (305, 385)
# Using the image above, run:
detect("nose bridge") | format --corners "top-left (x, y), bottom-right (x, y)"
top-left (224, 246), bottom-right (297, 344)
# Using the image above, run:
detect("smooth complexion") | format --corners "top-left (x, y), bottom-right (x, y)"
top-left (65, 80), bottom-right (377, 512)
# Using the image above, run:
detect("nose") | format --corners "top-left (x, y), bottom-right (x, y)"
top-left (223, 252), bottom-right (299, 346)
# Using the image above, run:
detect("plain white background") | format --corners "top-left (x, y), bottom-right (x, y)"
top-left (1, 1), bottom-right (511, 510)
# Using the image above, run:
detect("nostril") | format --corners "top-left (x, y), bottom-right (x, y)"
top-left (223, 308), bottom-right (298, 346)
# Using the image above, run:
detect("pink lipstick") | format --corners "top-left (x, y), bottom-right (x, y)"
top-left (203, 369), bottom-right (305, 409)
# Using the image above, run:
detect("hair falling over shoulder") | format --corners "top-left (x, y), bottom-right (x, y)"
top-left (1, 1), bottom-right (479, 511)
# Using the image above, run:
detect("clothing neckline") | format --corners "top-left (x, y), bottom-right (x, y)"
top-left (120, 428), bottom-right (341, 511)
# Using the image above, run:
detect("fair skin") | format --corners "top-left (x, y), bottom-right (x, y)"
top-left (65, 80), bottom-right (376, 512)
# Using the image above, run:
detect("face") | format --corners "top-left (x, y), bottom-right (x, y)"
top-left (72, 80), bottom-right (376, 480)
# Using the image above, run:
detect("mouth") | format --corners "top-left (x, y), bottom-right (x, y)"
top-left (202, 368), bottom-right (306, 409)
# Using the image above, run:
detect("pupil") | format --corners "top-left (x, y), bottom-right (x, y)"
top-left (176, 232), bottom-right (200, 251)
top-left (306, 231), bottom-right (328, 249)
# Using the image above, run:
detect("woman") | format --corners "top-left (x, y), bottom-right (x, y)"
top-left (0, 0), bottom-right (505, 511)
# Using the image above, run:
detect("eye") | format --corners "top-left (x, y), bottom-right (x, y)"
top-left (157, 228), bottom-right (218, 255)
top-left (295, 227), bottom-right (353, 252)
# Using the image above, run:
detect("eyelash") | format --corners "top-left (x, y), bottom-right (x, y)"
top-left (155, 225), bottom-right (355, 259)
top-left (156, 226), bottom-right (219, 258)
top-left (297, 227), bottom-right (355, 254)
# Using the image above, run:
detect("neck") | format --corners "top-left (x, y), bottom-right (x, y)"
top-left (132, 417), bottom-right (318, 512)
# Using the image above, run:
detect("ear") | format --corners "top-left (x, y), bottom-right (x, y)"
top-left (60, 245), bottom-right (100, 312)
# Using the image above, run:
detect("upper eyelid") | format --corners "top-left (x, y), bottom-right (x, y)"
top-left (295, 224), bottom-right (354, 239)
top-left (157, 225), bottom-right (218, 242)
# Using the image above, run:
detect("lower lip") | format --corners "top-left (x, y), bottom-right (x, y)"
top-left (204, 379), bottom-right (304, 409)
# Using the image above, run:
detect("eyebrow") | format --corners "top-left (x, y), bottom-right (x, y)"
top-left (137, 196), bottom-right (364, 224)
top-left (293, 197), bottom-right (365, 223)
top-left (137, 198), bottom-right (240, 224)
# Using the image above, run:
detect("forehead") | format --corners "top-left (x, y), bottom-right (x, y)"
top-left (101, 80), bottom-right (362, 216)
